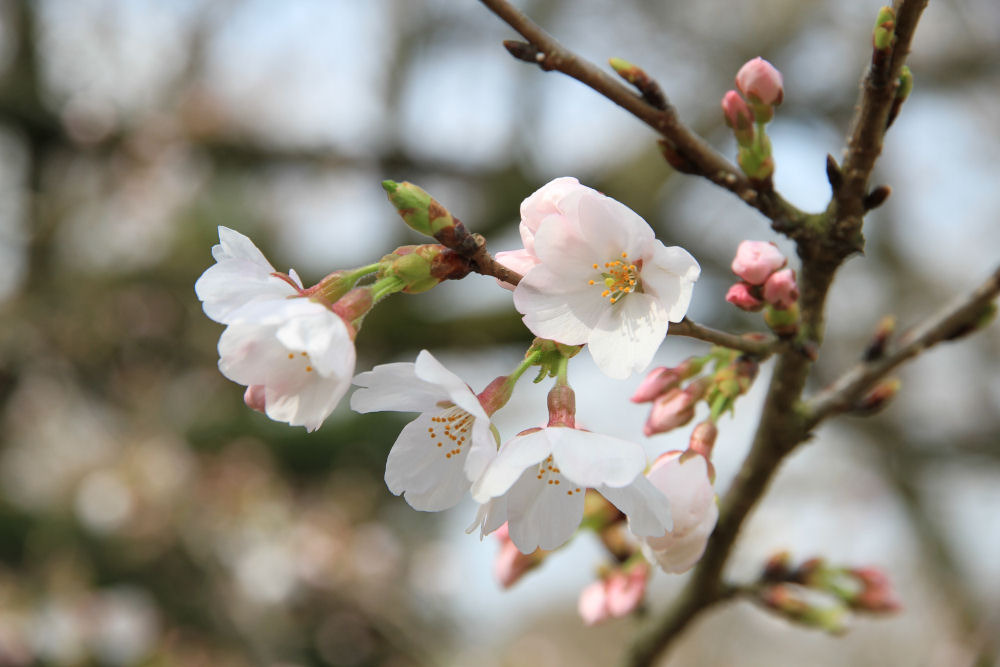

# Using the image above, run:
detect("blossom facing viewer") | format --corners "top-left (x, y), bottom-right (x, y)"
top-left (195, 226), bottom-right (356, 431)
top-left (510, 179), bottom-right (701, 379)
top-left (639, 451), bottom-right (718, 573)
top-left (470, 423), bottom-right (672, 553)
top-left (351, 350), bottom-right (499, 512)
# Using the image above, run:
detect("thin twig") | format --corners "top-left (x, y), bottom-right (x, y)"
top-left (478, 0), bottom-right (805, 229)
top-left (668, 318), bottom-right (777, 358)
top-left (805, 264), bottom-right (1000, 426)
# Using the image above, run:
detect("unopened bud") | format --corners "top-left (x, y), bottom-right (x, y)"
top-left (732, 240), bottom-right (787, 285)
top-left (494, 523), bottom-right (545, 588)
top-left (722, 90), bottom-right (755, 146)
top-left (687, 419), bottom-right (718, 460)
top-left (762, 267), bottom-right (799, 310)
top-left (477, 375), bottom-right (516, 417)
top-left (762, 550), bottom-right (793, 581)
top-left (764, 302), bottom-right (800, 337)
top-left (852, 378), bottom-right (901, 415)
top-left (735, 57), bottom-right (783, 122)
top-left (873, 6), bottom-right (896, 51)
top-left (382, 180), bottom-right (458, 239)
top-left (863, 315), bottom-right (896, 361)
top-left (725, 282), bottom-right (765, 311)
top-left (850, 567), bottom-right (902, 613)
top-left (244, 385), bottom-right (267, 414)
top-left (631, 360), bottom-right (700, 403)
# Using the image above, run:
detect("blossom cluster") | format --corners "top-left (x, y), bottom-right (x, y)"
top-left (195, 177), bottom-right (717, 625)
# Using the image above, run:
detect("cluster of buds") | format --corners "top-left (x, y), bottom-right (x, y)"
top-left (722, 57), bottom-right (784, 182)
top-left (757, 552), bottom-right (901, 633)
top-left (726, 240), bottom-right (800, 335)
top-left (577, 561), bottom-right (651, 625)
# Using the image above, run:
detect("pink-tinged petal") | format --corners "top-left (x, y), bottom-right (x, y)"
top-left (642, 503), bottom-right (718, 573)
top-left (598, 476), bottom-right (673, 536)
top-left (587, 293), bottom-right (669, 379)
top-left (413, 351), bottom-right (488, 421)
top-left (642, 243), bottom-right (701, 322)
top-left (514, 273), bottom-right (607, 345)
top-left (471, 430), bottom-right (553, 503)
top-left (528, 214), bottom-right (596, 280)
top-left (384, 413), bottom-right (472, 511)
top-left (646, 452), bottom-right (715, 536)
top-left (548, 428), bottom-right (646, 489)
top-left (578, 581), bottom-right (609, 626)
top-left (494, 249), bottom-right (539, 290)
top-left (605, 567), bottom-right (649, 617)
top-left (575, 190), bottom-right (654, 261)
top-left (520, 177), bottom-right (582, 229)
top-left (505, 469), bottom-right (585, 552)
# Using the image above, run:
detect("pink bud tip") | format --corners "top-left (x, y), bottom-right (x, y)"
top-left (725, 282), bottom-right (765, 312)
top-left (631, 366), bottom-right (682, 403)
top-left (244, 385), bottom-right (267, 414)
top-left (736, 57), bottom-right (784, 106)
top-left (644, 388), bottom-right (696, 436)
top-left (688, 420), bottom-right (718, 459)
top-left (721, 90), bottom-right (754, 131)
top-left (762, 267), bottom-right (799, 310)
top-left (578, 581), bottom-right (609, 626)
top-left (731, 240), bottom-right (787, 285)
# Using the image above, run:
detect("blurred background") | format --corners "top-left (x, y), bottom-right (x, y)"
top-left (0, 0), bottom-right (998, 665)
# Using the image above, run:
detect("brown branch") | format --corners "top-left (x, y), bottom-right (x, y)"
top-left (478, 0), bottom-right (806, 229)
top-left (668, 319), bottom-right (777, 358)
top-left (805, 264), bottom-right (1000, 426)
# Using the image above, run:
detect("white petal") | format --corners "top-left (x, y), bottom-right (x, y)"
top-left (647, 454), bottom-right (716, 535)
top-left (598, 476), bottom-right (673, 536)
top-left (463, 417), bottom-right (499, 482)
top-left (547, 428), bottom-right (646, 488)
top-left (471, 430), bottom-right (552, 503)
top-left (643, 501), bottom-right (718, 573)
top-left (384, 413), bottom-right (472, 511)
top-left (587, 293), bottom-right (669, 379)
top-left (466, 497), bottom-right (508, 539)
top-left (274, 308), bottom-right (354, 378)
top-left (506, 469), bottom-right (585, 552)
top-left (514, 271), bottom-right (608, 345)
top-left (529, 214), bottom-right (597, 279)
top-left (575, 191), bottom-right (654, 261)
top-left (413, 350), bottom-right (488, 420)
top-left (215, 226), bottom-right (274, 267)
top-left (641, 243), bottom-right (701, 322)
top-left (351, 362), bottom-right (446, 414)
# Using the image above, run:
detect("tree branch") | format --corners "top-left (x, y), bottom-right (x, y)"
top-left (805, 264), bottom-right (1000, 426)
top-left (668, 319), bottom-right (777, 358)
top-left (478, 0), bottom-right (806, 229)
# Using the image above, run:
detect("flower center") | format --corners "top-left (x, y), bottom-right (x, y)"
top-left (427, 406), bottom-right (473, 460)
top-left (534, 455), bottom-right (583, 496)
top-left (287, 350), bottom-right (314, 373)
top-left (588, 252), bottom-right (640, 304)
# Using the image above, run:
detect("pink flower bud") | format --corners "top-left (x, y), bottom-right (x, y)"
top-left (687, 419), bottom-right (718, 460)
top-left (493, 524), bottom-right (543, 588)
top-left (736, 57), bottom-right (784, 106)
top-left (546, 384), bottom-right (576, 428)
top-left (630, 366), bottom-right (683, 403)
top-left (244, 384), bottom-right (267, 413)
top-left (643, 388), bottom-right (695, 436)
top-left (732, 240), bottom-right (786, 285)
top-left (604, 563), bottom-right (650, 617)
top-left (721, 90), bottom-right (755, 145)
top-left (725, 282), bottom-right (764, 311)
top-left (577, 580), bottom-right (609, 626)
top-left (851, 567), bottom-right (902, 613)
top-left (762, 267), bottom-right (799, 309)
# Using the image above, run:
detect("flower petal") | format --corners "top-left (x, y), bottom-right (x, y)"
top-left (463, 417), bottom-right (499, 482)
top-left (413, 351), bottom-right (488, 420)
top-left (514, 270), bottom-right (608, 345)
top-left (351, 362), bottom-right (446, 414)
top-left (641, 244), bottom-right (701, 322)
top-left (471, 430), bottom-right (552, 503)
top-left (506, 469), bottom-right (585, 552)
top-left (548, 428), bottom-right (647, 488)
top-left (575, 191), bottom-right (654, 261)
top-left (587, 293), bottom-right (669, 379)
top-left (384, 413), bottom-right (472, 511)
top-left (597, 476), bottom-right (673, 536)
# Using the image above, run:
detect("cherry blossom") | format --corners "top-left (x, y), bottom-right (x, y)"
top-left (639, 451), bottom-right (718, 573)
top-left (351, 350), bottom-right (499, 512)
top-left (196, 227), bottom-right (356, 432)
top-left (510, 181), bottom-right (700, 379)
top-left (469, 426), bottom-right (672, 553)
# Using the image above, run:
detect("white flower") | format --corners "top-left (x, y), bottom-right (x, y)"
top-left (469, 426), bottom-right (672, 553)
top-left (195, 227), bottom-right (355, 432)
top-left (511, 181), bottom-right (700, 379)
top-left (638, 452), bottom-right (718, 573)
top-left (351, 351), bottom-right (498, 512)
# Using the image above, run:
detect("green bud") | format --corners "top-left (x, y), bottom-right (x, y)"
top-left (873, 6), bottom-right (895, 51)
top-left (381, 180), bottom-right (456, 239)
top-left (764, 302), bottom-right (800, 337)
top-left (609, 57), bottom-right (642, 85)
top-left (897, 66), bottom-right (913, 102)
top-left (380, 245), bottom-right (438, 293)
